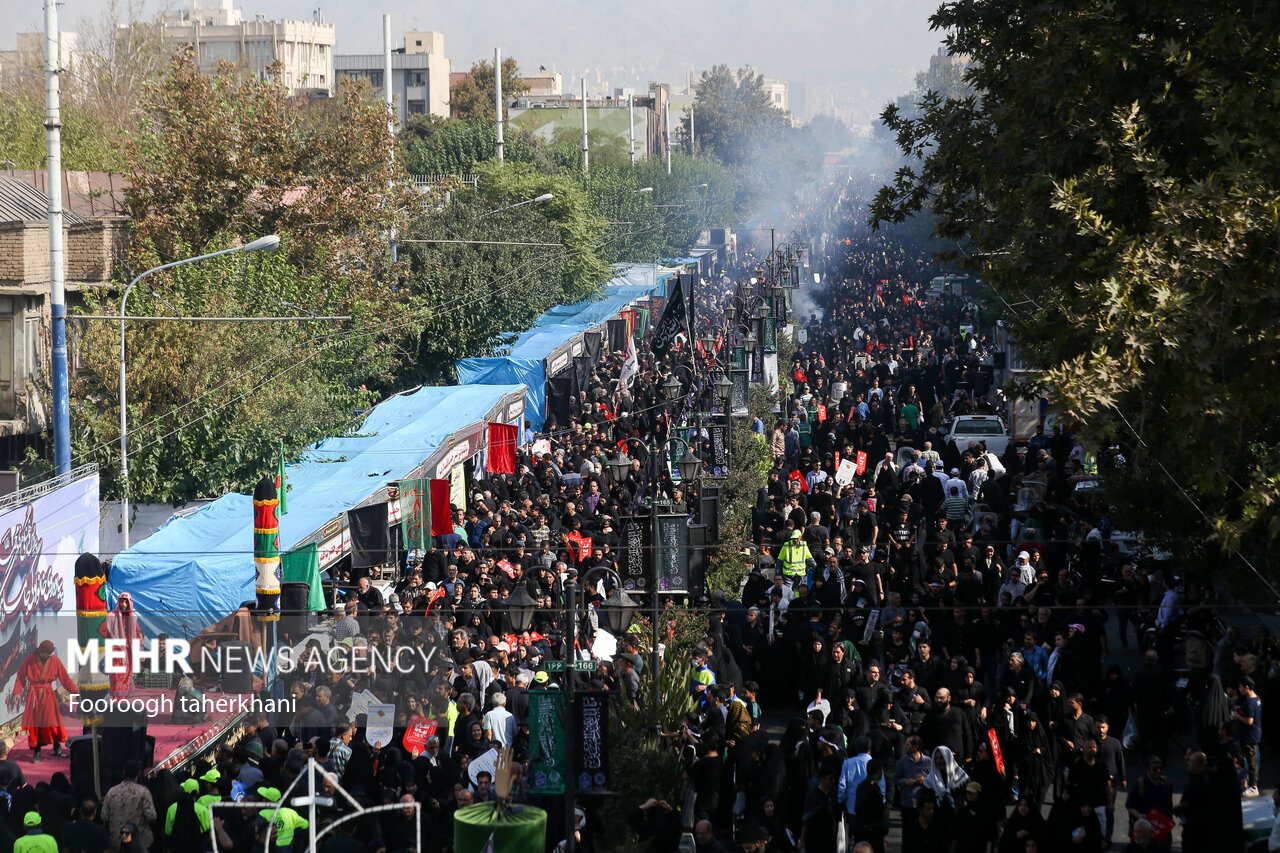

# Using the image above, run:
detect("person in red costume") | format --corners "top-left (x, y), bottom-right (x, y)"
top-left (102, 592), bottom-right (145, 699)
top-left (12, 640), bottom-right (75, 761)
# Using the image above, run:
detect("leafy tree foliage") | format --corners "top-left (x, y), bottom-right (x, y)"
top-left (399, 115), bottom-right (546, 175)
top-left (682, 65), bottom-right (790, 168)
top-left (449, 57), bottom-right (528, 121)
top-left (398, 161), bottom-right (612, 384)
top-left (72, 250), bottom-right (377, 502)
top-left (871, 0), bottom-right (1280, 566)
top-left (71, 52), bottom-right (417, 503)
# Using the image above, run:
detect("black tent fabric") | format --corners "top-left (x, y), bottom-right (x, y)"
top-left (573, 356), bottom-right (593, 398)
top-left (348, 504), bottom-right (392, 568)
top-left (607, 319), bottom-right (629, 352)
top-left (547, 375), bottom-right (573, 428)
top-left (583, 331), bottom-right (604, 363)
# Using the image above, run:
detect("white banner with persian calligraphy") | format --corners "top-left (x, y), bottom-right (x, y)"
top-left (0, 473), bottom-right (99, 714)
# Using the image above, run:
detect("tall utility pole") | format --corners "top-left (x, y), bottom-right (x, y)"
top-left (580, 78), bottom-right (589, 179)
top-left (563, 579), bottom-right (579, 853)
top-left (494, 47), bottom-right (504, 164)
top-left (664, 97), bottom-right (672, 175)
top-left (628, 94), bottom-right (635, 166)
top-left (689, 105), bottom-right (695, 157)
top-left (45, 0), bottom-right (69, 476)
top-left (382, 15), bottom-right (392, 129)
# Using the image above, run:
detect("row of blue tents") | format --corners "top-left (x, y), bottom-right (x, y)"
top-left (108, 263), bottom-right (680, 639)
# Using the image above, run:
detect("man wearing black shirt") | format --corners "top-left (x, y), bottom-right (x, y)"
top-left (60, 799), bottom-right (111, 853)
top-left (1094, 716), bottom-right (1125, 845)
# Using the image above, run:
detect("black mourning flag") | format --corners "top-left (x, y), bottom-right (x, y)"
top-left (650, 281), bottom-right (689, 360)
top-left (583, 331), bottom-right (604, 363)
top-left (606, 318), bottom-right (629, 352)
top-left (348, 504), bottom-right (392, 569)
top-left (547, 375), bottom-right (573, 428)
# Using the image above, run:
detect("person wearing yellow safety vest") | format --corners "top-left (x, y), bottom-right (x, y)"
top-left (257, 786), bottom-right (309, 851)
top-left (14, 812), bottom-right (57, 853)
top-left (778, 528), bottom-right (816, 588)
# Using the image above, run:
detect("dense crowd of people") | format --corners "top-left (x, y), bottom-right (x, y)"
top-left (2, 180), bottom-right (1273, 853)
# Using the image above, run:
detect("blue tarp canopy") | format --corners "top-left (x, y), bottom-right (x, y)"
top-left (457, 264), bottom-right (667, 429)
top-left (108, 384), bottom-right (524, 640)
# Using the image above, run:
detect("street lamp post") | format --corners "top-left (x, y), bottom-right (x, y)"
top-left (476, 193), bottom-right (554, 221)
top-left (118, 235), bottom-right (280, 548)
top-left (610, 434), bottom-right (700, 714)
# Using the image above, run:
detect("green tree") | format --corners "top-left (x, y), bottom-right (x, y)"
top-left (68, 51), bottom-right (418, 502)
top-left (871, 1), bottom-right (1280, 574)
top-left (682, 65), bottom-right (790, 168)
top-left (398, 115), bottom-right (546, 175)
top-left (397, 161), bottom-right (612, 384)
top-left (449, 57), bottom-right (529, 121)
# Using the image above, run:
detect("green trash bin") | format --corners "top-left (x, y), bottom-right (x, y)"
top-left (453, 802), bottom-right (547, 853)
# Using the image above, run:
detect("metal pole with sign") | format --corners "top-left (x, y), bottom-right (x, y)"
top-left (564, 578), bottom-right (578, 853)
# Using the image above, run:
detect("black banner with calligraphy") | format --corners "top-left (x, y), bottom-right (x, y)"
top-left (731, 369), bottom-right (748, 413)
top-left (708, 425), bottom-right (729, 476)
top-left (650, 281), bottom-right (690, 360)
top-left (575, 693), bottom-right (610, 793)
top-left (655, 513), bottom-right (689, 593)
top-left (622, 517), bottom-right (648, 590)
top-left (763, 314), bottom-right (778, 351)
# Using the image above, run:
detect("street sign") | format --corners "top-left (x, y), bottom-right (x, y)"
top-left (544, 659), bottom-right (597, 672)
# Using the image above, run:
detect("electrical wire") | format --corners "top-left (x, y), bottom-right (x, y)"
top-left (72, 240), bottom-right (572, 465)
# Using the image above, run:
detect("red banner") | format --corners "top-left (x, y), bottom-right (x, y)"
top-left (486, 422), bottom-right (518, 473)
top-left (987, 727), bottom-right (1005, 776)
top-left (855, 451), bottom-right (867, 476)
top-left (429, 479), bottom-right (453, 536)
top-left (403, 718), bottom-right (438, 756)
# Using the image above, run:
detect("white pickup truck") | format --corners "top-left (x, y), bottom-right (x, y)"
top-left (946, 414), bottom-right (1011, 456)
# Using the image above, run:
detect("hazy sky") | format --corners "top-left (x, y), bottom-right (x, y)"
top-left (1, 0), bottom-right (945, 123)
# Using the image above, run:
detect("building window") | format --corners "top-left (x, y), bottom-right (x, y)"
top-left (415, 40), bottom-right (422, 47)
top-left (23, 318), bottom-right (40, 381)
top-left (205, 41), bottom-right (238, 63)
top-left (411, 72), bottom-right (425, 86)
top-left (0, 317), bottom-right (11, 383)
top-left (773, 93), bottom-right (782, 103)
top-left (408, 101), bottom-right (425, 114)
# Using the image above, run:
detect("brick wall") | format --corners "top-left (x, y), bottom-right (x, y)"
top-left (0, 219), bottom-right (128, 288)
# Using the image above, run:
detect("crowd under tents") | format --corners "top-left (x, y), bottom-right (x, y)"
top-left (456, 263), bottom-right (679, 430)
top-left (108, 383), bottom-right (526, 640)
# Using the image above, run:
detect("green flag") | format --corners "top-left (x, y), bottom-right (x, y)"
top-left (276, 441), bottom-right (288, 515)
top-left (528, 690), bottom-right (566, 794)
top-left (398, 478), bottom-right (430, 552)
top-left (281, 543), bottom-right (325, 610)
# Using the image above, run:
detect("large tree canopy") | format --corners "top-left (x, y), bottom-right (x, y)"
top-left (871, 0), bottom-right (1280, 572)
top-left (449, 57), bottom-right (529, 122)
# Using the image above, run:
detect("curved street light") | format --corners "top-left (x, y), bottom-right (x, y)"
top-left (476, 193), bottom-right (555, 221)
top-left (119, 235), bottom-right (282, 548)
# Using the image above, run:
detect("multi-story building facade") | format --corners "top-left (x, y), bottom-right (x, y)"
top-left (160, 0), bottom-right (335, 97)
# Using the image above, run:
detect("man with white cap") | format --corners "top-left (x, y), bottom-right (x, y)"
top-left (1013, 551), bottom-right (1036, 586)
top-left (944, 468), bottom-right (970, 502)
